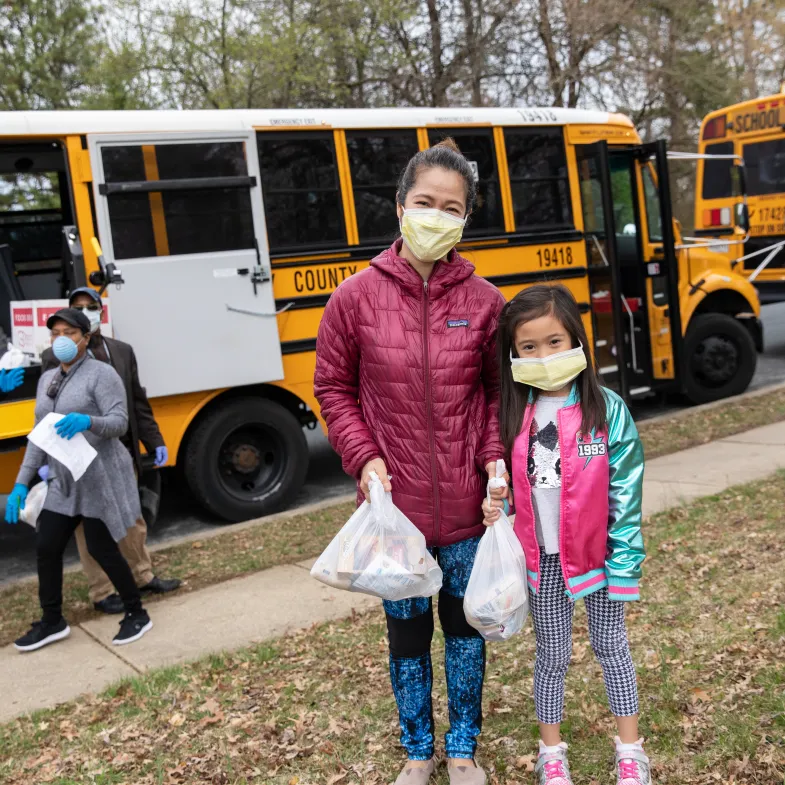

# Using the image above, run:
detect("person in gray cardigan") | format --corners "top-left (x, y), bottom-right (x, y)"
top-left (4, 308), bottom-right (153, 652)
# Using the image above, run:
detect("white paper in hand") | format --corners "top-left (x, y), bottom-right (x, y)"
top-left (28, 413), bottom-right (97, 481)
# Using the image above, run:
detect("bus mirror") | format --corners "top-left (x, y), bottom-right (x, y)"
top-left (735, 203), bottom-right (750, 233)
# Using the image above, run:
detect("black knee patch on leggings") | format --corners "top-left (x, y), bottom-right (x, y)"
top-left (438, 591), bottom-right (481, 639)
top-left (386, 610), bottom-right (434, 658)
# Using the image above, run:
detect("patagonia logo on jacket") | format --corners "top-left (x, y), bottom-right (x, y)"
top-left (447, 319), bottom-right (469, 328)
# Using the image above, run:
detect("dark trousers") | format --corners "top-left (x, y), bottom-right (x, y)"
top-left (37, 510), bottom-right (143, 624)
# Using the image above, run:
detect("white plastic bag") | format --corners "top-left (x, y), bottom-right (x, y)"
top-left (20, 481), bottom-right (47, 527)
top-left (311, 472), bottom-right (443, 600)
top-left (0, 342), bottom-right (29, 370)
top-left (464, 462), bottom-right (529, 641)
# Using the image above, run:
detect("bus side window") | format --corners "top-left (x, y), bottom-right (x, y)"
top-left (504, 128), bottom-right (573, 232)
top-left (102, 141), bottom-right (255, 260)
top-left (427, 128), bottom-right (503, 236)
top-left (744, 138), bottom-right (785, 196)
top-left (256, 132), bottom-right (346, 253)
top-left (702, 141), bottom-right (734, 200)
top-left (346, 130), bottom-right (419, 244)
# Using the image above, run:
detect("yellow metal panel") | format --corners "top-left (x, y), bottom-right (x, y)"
top-left (141, 144), bottom-right (170, 257)
top-left (566, 125), bottom-right (640, 145)
top-left (273, 260), bottom-right (370, 300)
top-left (334, 130), bottom-right (359, 246)
top-left (565, 137), bottom-right (586, 233)
top-left (493, 126), bottom-right (516, 233)
top-left (272, 251), bottom-right (352, 266)
top-left (65, 136), bottom-right (100, 281)
top-left (417, 128), bottom-right (430, 151)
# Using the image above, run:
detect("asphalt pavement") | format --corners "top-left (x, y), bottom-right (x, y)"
top-left (2, 301), bottom-right (784, 586)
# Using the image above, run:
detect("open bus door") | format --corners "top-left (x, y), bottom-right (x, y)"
top-left (87, 130), bottom-right (283, 399)
top-left (575, 139), bottom-right (682, 402)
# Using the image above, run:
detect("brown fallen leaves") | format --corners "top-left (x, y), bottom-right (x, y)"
top-left (2, 475), bottom-right (785, 785)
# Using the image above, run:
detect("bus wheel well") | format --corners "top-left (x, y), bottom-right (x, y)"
top-left (176, 385), bottom-right (315, 466)
top-left (694, 289), bottom-right (753, 318)
top-left (691, 289), bottom-right (762, 352)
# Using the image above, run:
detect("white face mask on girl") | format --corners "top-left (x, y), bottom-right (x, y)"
top-left (510, 344), bottom-right (587, 391)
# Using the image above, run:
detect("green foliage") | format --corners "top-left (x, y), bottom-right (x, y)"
top-left (0, 0), bottom-right (103, 109)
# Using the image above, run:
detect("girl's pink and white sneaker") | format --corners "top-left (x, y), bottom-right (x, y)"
top-left (614, 738), bottom-right (652, 785)
top-left (535, 741), bottom-right (573, 785)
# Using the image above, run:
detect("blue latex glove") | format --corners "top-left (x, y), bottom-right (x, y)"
top-left (38, 465), bottom-right (50, 482)
top-left (55, 412), bottom-right (92, 440)
top-left (0, 367), bottom-right (24, 393)
top-left (5, 484), bottom-right (28, 524)
top-left (154, 445), bottom-right (169, 467)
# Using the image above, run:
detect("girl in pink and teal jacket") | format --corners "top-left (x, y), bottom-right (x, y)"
top-left (482, 284), bottom-right (650, 785)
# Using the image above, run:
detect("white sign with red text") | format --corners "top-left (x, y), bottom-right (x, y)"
top-left (10, 299), bottom-right (113, 361)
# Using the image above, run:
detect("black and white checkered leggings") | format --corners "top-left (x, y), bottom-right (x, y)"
top-left (530, 551), bottom-right (639, 724)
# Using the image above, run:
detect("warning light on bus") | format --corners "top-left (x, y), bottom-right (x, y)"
top-left (702, 114), bottom-right (727, 140)
top-left (703, 208), bottom-right (732, 227)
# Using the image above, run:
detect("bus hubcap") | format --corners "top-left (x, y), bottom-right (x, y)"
top-left (692, 335), bottom-right (739, 387)
top-left (218, 426), bottom-right (285, 499)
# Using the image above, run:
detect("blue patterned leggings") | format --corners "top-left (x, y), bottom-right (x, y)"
top-left (383, 535), bottom-right (485, 761)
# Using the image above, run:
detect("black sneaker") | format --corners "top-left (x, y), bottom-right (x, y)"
top-left (14, 618), bottom-right (71, 652)
top-left (113, 610), bottom-right (153, 646)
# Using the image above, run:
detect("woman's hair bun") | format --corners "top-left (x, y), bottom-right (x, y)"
top-left (433, 137), bottom-right (461, 154)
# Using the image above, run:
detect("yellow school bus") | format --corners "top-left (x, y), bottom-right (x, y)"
top-left (696, 88), bottom-right (785, 303)
top-left (0, 108), bottom-right (760, 520)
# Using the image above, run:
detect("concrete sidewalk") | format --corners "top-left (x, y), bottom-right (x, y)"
top-left (2, 420), bottom-right (785, 723)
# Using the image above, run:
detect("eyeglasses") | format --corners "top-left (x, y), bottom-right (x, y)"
top-left (46, 372), bottom-right (65, 399)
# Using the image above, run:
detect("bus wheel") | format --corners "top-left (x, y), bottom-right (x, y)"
top-left (184, 397), bottom-right (308, 523)
top-left (683, 313), bottom-right (756, 404)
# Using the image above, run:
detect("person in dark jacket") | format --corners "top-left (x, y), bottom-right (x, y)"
top-left (314, 139), bottom-right (508, 785)
top-left (41, 288), bottom-right (180, 613)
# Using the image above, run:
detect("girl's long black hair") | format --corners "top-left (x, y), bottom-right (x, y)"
top-left (497, 284), bottom-right (607, 456)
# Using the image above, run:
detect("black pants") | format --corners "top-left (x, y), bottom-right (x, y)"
top-left (37, 510), bottom-right (143, 624)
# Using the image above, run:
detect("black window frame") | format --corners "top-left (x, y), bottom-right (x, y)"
top-left (427, 127), bottom-right (504, 238)
top-left (503, 126), bottom-right (574, 233)
top-left (346, 128), bottom-right (419, 245)
top-left (256, 130), bottom-right (347, 255)
top-left (743, 137), bottom-right (785, 197)
top-left (701, 141), bottom-right (735, 200)
top-left (100, 140), bottom-right (257, 261)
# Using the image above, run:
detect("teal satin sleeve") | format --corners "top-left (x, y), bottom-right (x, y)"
top-left (604, 390), bottom-right (645, 583)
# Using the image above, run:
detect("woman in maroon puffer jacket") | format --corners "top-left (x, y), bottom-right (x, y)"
top-left (315, 139), bottom-right (507, 785)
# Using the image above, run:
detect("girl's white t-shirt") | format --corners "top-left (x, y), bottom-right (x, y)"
top-left (527, 395), bottom-right (568, 554)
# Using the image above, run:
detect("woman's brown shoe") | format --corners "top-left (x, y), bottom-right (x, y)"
top-left (447, 759), bottom-right (487, 785)
top-left (394, 758), bottom-right (435, 785)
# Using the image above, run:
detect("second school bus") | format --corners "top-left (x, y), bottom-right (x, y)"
top-left (0, 108), bottom-right (761, 520)
top-left (696, 87), bottom-right (785, 302)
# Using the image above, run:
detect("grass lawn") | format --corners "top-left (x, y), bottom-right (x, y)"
top-left (1, 471), bottom-right (783, 785)
top-left (1, 386), bottom-right (785, 648)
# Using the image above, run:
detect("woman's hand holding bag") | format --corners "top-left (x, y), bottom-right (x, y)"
top-left (311, 471), bottom-right (443, 600)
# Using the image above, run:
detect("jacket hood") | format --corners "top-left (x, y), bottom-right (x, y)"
top-left (370, 238), bottom-right (476, 299)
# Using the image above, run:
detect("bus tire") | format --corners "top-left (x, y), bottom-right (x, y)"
top-left (183, 397), bottom-right (308, 523)
top-left (683, 313), bottom-right (756, 404)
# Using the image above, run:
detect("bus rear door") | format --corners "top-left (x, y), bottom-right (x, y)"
top-left (88, 131), bottom-right (283, 399)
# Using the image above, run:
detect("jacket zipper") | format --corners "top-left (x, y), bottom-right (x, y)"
top-left (557, 407), bottom-right (572, 600)
top-left (422, 280), bottom-right (441, 544)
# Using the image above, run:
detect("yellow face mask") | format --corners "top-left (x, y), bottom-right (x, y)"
top-left (510, 344), bottom-right (587, 391)
top-left (400, 208), bottom-right (465, 262)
